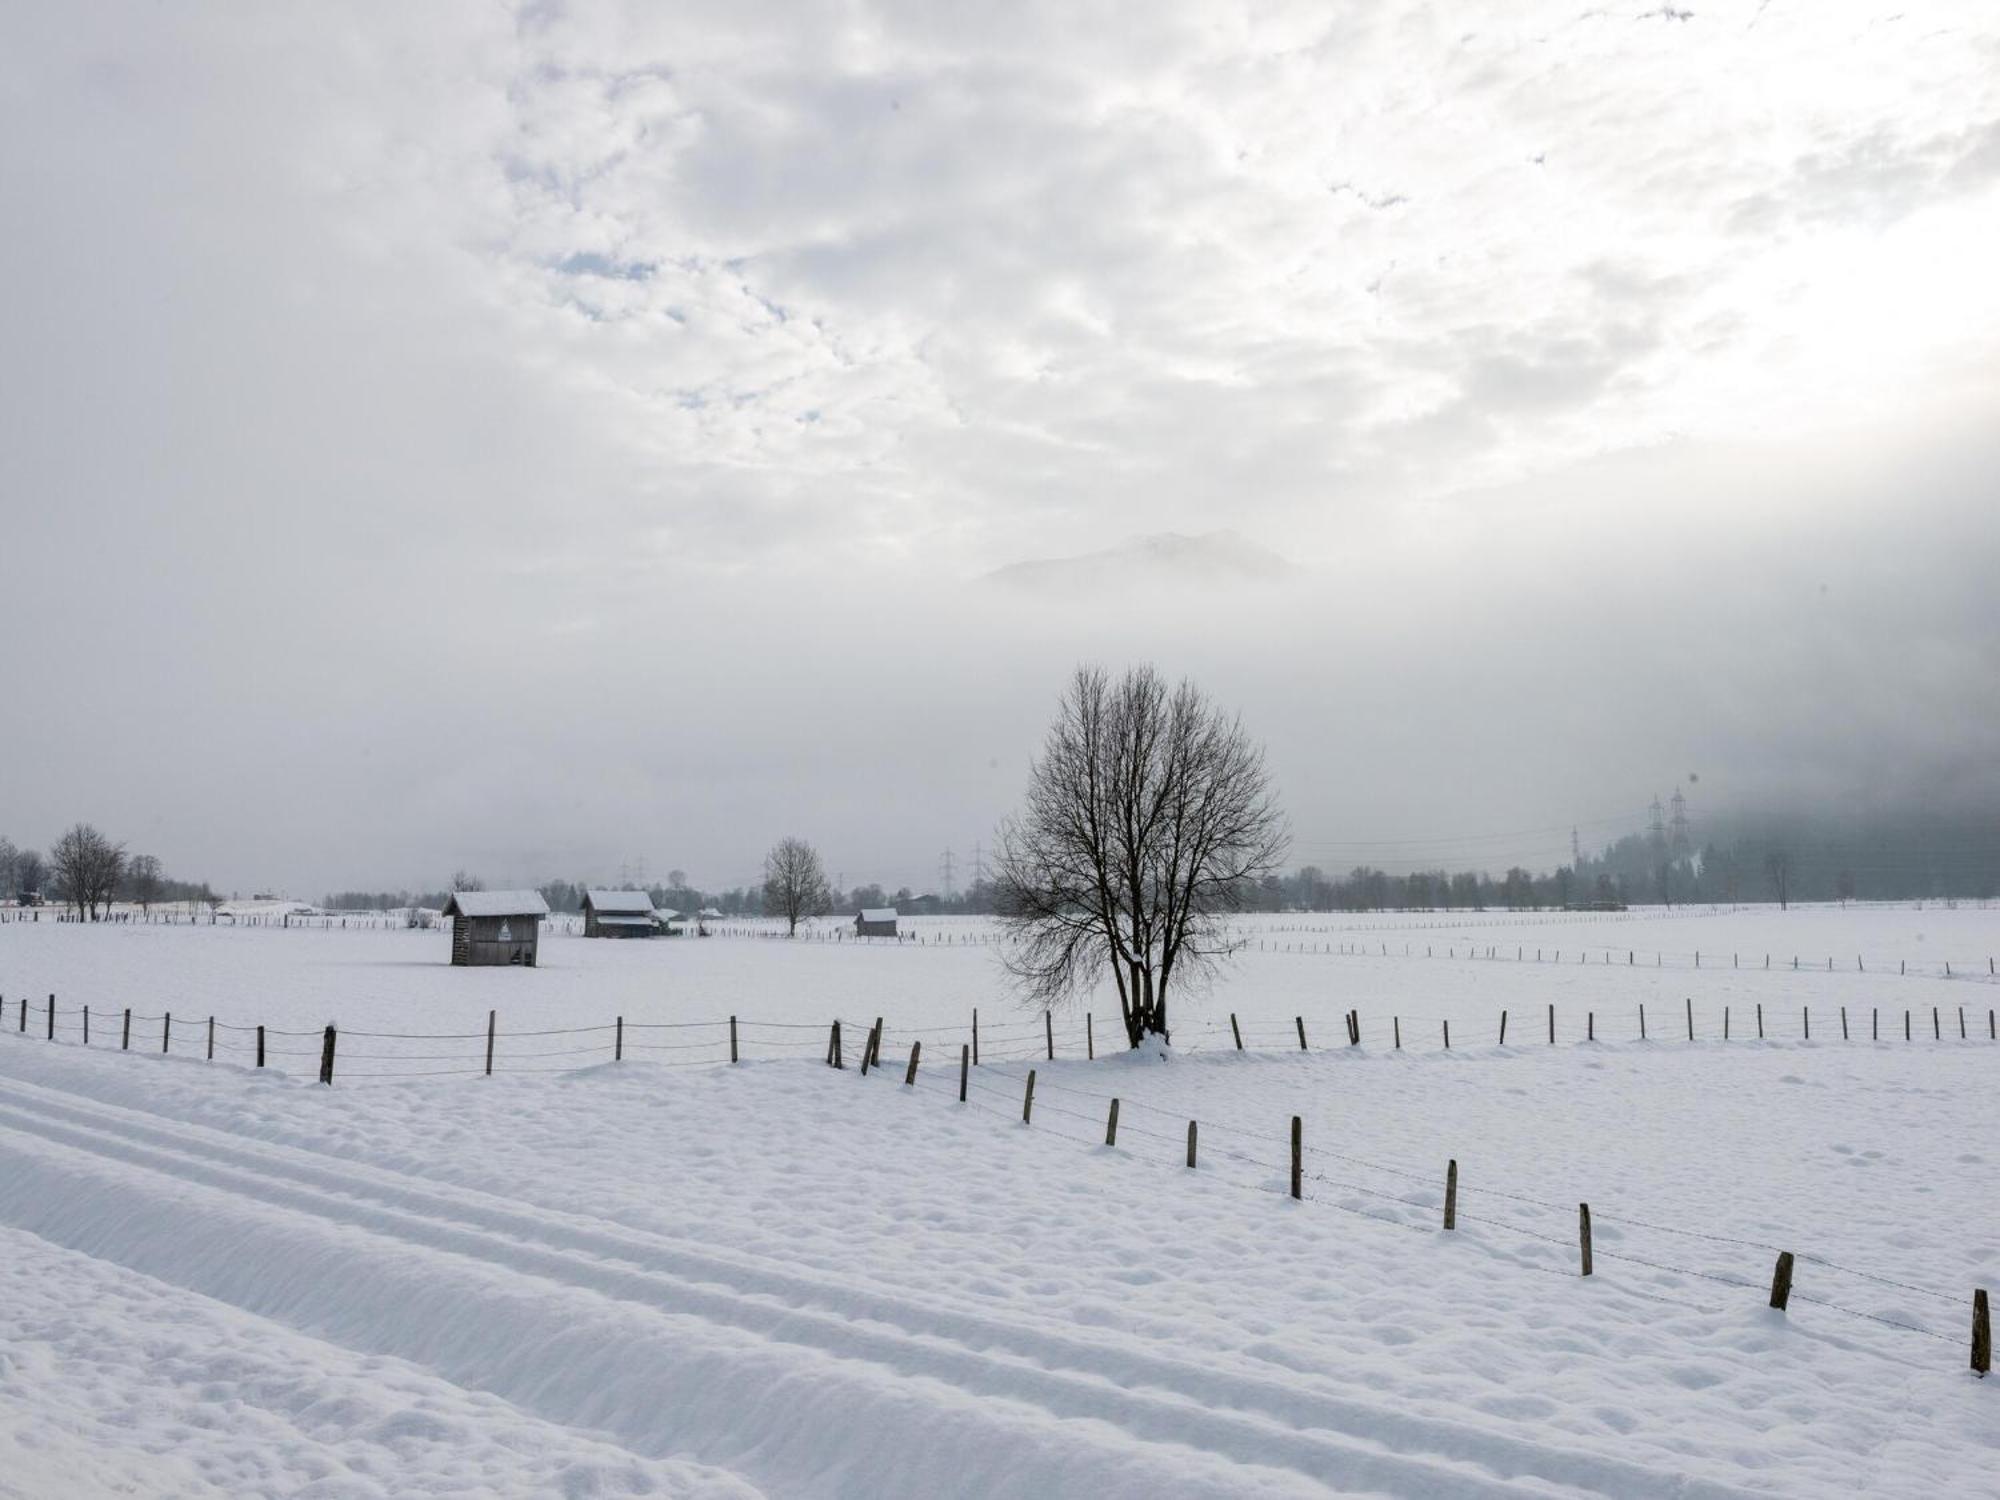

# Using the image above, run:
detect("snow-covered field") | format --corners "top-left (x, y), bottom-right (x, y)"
top-left (2, 906), bottom-right (1995, 1497)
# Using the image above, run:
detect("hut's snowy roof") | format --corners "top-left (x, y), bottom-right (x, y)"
top-left (858, 908), bottom-right (899, 923)
top-left (594, 915), bottom-right (655, 928)
top-left (585, 889), bottom-right (656, 915)
top-left (442, 890), bottom-right (549, 918)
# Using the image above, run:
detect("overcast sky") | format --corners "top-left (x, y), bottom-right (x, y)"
top-left (2, 1), bottom-right (1997, 898)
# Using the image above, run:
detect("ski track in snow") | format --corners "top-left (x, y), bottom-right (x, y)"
top-left (0, 1066), bottom-right (1756, 1500)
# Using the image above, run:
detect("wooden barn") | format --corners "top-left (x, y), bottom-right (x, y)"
top-left (582, 888), bottom-right (658, 938)
top-left (442, 890), bottom-right (547, 968)
top-left (855, 906), bottom-right (899, 938)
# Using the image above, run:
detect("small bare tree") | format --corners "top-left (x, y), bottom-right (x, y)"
top-left (14, 847), bottom-right (45, 900)
top-left (995, 665), bottom-right (1287, 1048)
top-left (125, 854), bottom-right (164, 913)
top-left (1765, 851), bottom-right (1790, 911)
top-left (51, 823), bottom-right (126, 921)
top-left (762, 837), bottom-right (829, 936)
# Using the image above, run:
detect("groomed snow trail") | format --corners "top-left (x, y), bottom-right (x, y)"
top-left (0, 1066), bottom-right (1740, 1499)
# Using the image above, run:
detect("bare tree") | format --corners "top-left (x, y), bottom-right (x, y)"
top-left (450, 869), bottom-right (485, 893)
top-left (762, 837), bottom-right (829, 936)
top-left (125, 853), bottom-right (164, 913)
top-left (14, 847), bottom-right (45, 900)
top-left (0, 836), bottom-right (14, 898)
top-left (1765, 851), bottom-right (1791, 911)
top-left (995, 665), bottom-right (1288, 1048)
top-left (51, 823), bottom-right (126, 921)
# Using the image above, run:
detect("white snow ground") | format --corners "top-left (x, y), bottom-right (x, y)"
top-left (1, 909), bottom-right (1995, 1497)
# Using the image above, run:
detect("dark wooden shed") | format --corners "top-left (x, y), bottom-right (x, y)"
top-left (582, 888), bottom-right (658, 938)
top-left (855, 907), bottom-right (899, 938)
top-left (443, 890), bottom-right (548, 967)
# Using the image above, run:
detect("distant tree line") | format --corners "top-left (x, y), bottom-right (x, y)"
top-left (0, 825), bottom-right (216, 919)
top-left (322, 806), bottom-right (1997, 923)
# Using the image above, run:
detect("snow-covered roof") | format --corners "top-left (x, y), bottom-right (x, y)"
top-left (594, 914), bottom-right (655, 928)
top-left (858, 907), bottom-right (899, 923)
top-left (698, 907), bottom-right (723, 919)
top-left (442, 890), bottom-right (550, 918)
top-left (654, 908), bottom-right (681, 921)
top-left (585, 889), bottom-right (656, 915)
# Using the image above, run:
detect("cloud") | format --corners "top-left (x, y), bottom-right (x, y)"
top-left (0, 0), bottom-right (1996, 893)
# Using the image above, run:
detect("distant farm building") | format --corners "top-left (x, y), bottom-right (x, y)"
top-left (855, 907), bottom-right (899, 938)
top-left (582, 889), bottom-right (658, 938)
top-left (443, 890), bottom-right (547, 968)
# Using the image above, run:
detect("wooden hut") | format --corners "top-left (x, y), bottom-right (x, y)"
top-left (442, 890), bottom-right (547, 967)
top-left (855, 907), bottom-right (899, 938)
top-left (582, 888), bottom-right (658, 938)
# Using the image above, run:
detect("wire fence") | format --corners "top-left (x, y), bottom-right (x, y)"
top-left (1185, 997), bottom-right (2000, 1053)
top-left (9, 904), bottom-right (1998, 981)
top-left (3, 982), bottom-right (1989, 1371)
top-left (843, 1024), bottom-right (1992, 1375)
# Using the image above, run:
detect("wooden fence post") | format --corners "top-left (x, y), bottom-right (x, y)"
top-left (485, 1009), bottom-right (496, 1077)
top-left (1686, 997), bottom-right (1693, 1041)
top-left (870, 1017), bottom-right (884, 1071)
top-left (730, 1015), bottom-right (739, 1064)
top-left (1639, 1004), bottom-right (1646, 1041)
top-left (1045, 1009), bottom-right (1054, 1061)
top-left (1443, 1018), bottom-right (1451, 1050)
top-left (318, 1025), bottom-right (337, 1086)
top-left (1841, 1006), bottom-right (1848, 1041)
top-left (1499, 1010), bottom-right (1508, 1045)
top-left (1587, 1012), bottom-right (1593, 1042)
top-left (1444, 1159), bottom-right (1457, 1230)
top-left (123, 1008), bottom-right (132, 1050)
top-left (827, 1019), bottom-right (842, 1068)
top-left (1804, 1007), bottom-right (1810, 1041)
top-left (615, 1016), bottom-right (623, 1061)
top-left (1186, 1120), bottom-right (1198, 1169)
top-left (959, 1044), bottom-right (969, 1102)
top-left (48, 995), bottom-right (55, 1041)
top-left (163, 1011), bottom-right (171, 1054)
top-left (904, 1039), bottom-right (921, 1086)
top-left (1296, 1016), bottom-right (1307, 1051)
top-left (1087, 1012), bottom-right (1094, 1060)
top-left (1549, 1004), bottom-right (1556, 1044)
top-left (1724, 1006), bottom-right (1729, 1041)
top-left (1394, 1015), bottom-right (1401, 1049)
top-left (1105, 1097), bottom-right (1119, 1145)
top-left (1757, 1003), bottom-right (1764, 1040)
top-left (1230, 1013), bottom-right (1242, 1050)
top-left (256, 1024), bottom-right (265, 1068)
top-left (1933, 1007), bottom-right (1941, 1041)
top-left (207, 1016), bottom-right (215, 1061)
top-left (1579, 1204), bottom-right (1593, 1276)
top-left (1769, 1251), bottom-right (1794, 1310)
top-left (83, 1005), bottom-right (89, 1046)
top-left (1975, 1289), bottom-right (1991, 1376)
top-left (1022, 1068), bottom-right (1036, 1123)
top-left (1290, 1116), bottom-right (1302, 1199)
